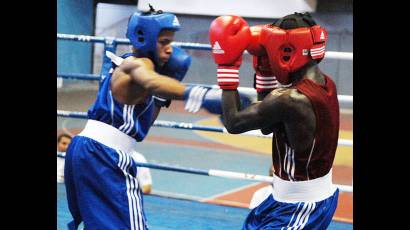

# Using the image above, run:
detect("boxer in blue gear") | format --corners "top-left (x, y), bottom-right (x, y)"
top-left (64, 6), bottom-right (213, 229)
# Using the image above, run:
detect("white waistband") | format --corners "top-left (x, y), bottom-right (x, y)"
top-left (78, 119), bottom-right (137, 154)
top-left (272, 169), bottom-right (337, 203)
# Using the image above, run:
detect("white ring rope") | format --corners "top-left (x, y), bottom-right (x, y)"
top-left (57, 33), bottom-right (353, 61)
top-left (55, 74), bottom-right (353, 105)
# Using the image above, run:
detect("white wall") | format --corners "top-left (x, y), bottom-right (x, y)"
top-left (95, 3), bottom-right (136, 36)
top-left (138, 0), bottom-right (317, 19)
top-left (93, 3), bottom-right (137, 74)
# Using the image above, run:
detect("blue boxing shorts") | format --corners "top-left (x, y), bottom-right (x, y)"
top-left (243, 170), bottom-right (339, 230)
top-left (64, 120), bottom-right (148, 230)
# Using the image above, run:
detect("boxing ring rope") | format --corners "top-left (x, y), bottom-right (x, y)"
top-left (57, 73), bottom-right (353, 104)
top-left (57, 110), bottom-right (352, 147)
top-left (56, 152), bottom-right (352, 193)
top-left (57, 33), bottom-right (353, 60)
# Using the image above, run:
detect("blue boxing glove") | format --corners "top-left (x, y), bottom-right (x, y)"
top-left (155, 46), bottom-right (192, 107)
top-left (183, 85), bottom-right (219, 113)
top-left (183, 86), bottom-right (254, 114)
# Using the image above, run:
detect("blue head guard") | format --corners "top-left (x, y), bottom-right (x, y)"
top-left (126, 11), bottom-right (181, 62)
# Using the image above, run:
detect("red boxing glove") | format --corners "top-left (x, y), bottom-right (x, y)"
top-left (209, 15), bottom-right (251, 90)
top-left (253, 54), bottom-right (278, 92)
top-left (246, 24), bottom-right (278, 93)
top-left (247, 24), bottom-right (267, 56)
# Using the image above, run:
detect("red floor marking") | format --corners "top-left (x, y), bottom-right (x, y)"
top-left (340, 113), bottom-right (353, 131)
top-left (207, 183), bottom-right (270, 206)
top-left (334, 192), bottom-right (353, 223)
top-left (333, 165), bottom-right (353, 185)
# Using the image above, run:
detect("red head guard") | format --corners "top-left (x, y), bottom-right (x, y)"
top-left (260, 13), bottom-right (328, 84)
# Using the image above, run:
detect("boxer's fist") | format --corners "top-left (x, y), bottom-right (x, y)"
top-left (246, 24), bottom-right (268, 56)
top-left (253, 54), bottom-right (278, 93)
top-left (155, 46), bottom-right (192, 107)
top-left (183, 86), bottom-right (255, 114)
top-left (161, 46), bottom-right (192, 82)
top-left (245, 24), bottom-right (279, 93)
top-left (209, 15), bottom-right (251, 90)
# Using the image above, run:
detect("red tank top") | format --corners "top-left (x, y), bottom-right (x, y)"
top-left (272, 75), bottom-right (339, 181)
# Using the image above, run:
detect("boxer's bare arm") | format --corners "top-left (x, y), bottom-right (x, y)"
top-left (221, 89), bottom-right (290, 134)
top-left (113, 57), bottom-right (186, 100)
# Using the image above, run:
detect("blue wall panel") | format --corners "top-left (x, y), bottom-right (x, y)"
top-left (57, 0), bottom-right (94, 74)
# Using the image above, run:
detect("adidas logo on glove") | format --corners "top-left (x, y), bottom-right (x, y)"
top-left (320, 31), bottom-right (325, 40)
top-left (212, 41), bottom-right (225, 54)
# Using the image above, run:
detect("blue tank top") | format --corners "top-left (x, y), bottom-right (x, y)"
top-left (88, 53), bottom-right (155, 142)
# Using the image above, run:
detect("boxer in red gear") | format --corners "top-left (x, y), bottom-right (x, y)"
top-left (210, 12), bottom-right (340, 230)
